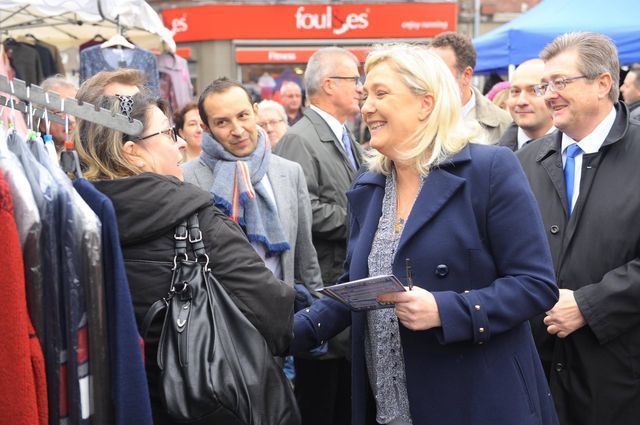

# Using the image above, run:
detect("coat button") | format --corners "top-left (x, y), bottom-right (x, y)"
top-left (554, 362), bottom-right (564, 372)
top-left (550, 225), bottom-right (560, 234)
top-left (435, 264), bottom-right (449, 277)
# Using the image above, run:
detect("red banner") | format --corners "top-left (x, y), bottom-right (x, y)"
top-left (162, 3), bottom-right (457, 42)
top-left (236, 48), bottom-right (371, 64)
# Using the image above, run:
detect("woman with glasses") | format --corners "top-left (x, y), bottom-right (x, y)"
top-left (74, 90), bottom-right (296, 424)
top-left (291, 44), bottom-right (560, 425)
top-left (257, 99), bottom-right (289, 147)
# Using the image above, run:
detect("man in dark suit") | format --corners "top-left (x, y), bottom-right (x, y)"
top-left (517, 32), bottom-right (640, 425)
top-left (620, 63), bottom-right (640, 120)
top-left (499, 59), bottom-right (555, 151)
top-left (275, 47), bottom-right (363, 425)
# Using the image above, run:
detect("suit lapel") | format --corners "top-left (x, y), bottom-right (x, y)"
top-left (396, 168), bottom-right (465, 255)
top-left (347, 173), bottom-right (385, 278)
top-left (537, 134), bottom-right (569, 216)
top-left (304, 108), bottom-right (356, 172)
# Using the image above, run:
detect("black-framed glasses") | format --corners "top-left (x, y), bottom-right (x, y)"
top-left (329, 76), bottom-right (362, 85)
top-left (533, 75), bottom-right (588, 97)
top-left (136, 128), bottom-right (178, 143)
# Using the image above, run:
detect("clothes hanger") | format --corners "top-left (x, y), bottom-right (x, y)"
top-left (101, 34), bottom-right (135, 49)
top-left (101, 15), bottom-right (135, 49)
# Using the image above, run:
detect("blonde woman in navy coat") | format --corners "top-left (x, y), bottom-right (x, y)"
top-left (291, 44), bottom-right (560, 425)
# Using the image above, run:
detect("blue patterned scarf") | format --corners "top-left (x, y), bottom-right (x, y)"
top-left (200, 130), bottom-right (290, 256)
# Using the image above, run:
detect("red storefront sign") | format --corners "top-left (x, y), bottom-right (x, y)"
top-left (162, 3), bottom-right (457, 42)
top-left (236, 48), bottom-right (371, 64)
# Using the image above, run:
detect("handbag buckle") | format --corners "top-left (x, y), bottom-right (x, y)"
top-left (189, 229), bottom-right (203, 243)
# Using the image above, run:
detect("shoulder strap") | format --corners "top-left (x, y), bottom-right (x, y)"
top-left (140, 217), bottom-right (189, 340)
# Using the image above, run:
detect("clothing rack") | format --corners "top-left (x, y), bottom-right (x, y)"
top-left (0, 94), bottom-right (65, 125)
top-left (0, 75), bottom-right (143, 135)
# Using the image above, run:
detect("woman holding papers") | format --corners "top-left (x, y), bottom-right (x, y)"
top-left (291, 44), bottom-right (560, 425)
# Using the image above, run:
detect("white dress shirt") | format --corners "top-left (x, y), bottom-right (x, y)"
top-left (561, 106), bottom-right (616, 212)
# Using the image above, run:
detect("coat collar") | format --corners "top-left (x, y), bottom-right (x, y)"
top-left (348, 145), bottom-right (471, 254)
top-left (534, 102), bottom-right (629, 163)
top-left (303, 107), bottom-right (340, 144)
top-left (472, 86), bottom-right (507, 128)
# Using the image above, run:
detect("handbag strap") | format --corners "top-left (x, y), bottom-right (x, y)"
top-left (140, 213), bottom-right (209, 340)
top-left (186, 213), bottom-right (210, 270)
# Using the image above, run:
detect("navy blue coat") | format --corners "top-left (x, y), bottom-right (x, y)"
top-left (293, 144), bottom-right (560, 425)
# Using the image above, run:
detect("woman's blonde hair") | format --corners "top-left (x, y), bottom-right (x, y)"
top-left (74, 92), bottom-right (166, 180)
top-left (364, 44), bottom-right (477, 175)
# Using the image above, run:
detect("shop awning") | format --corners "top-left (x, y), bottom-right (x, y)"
top-left (473, 0), bottom-right (640, 73)
top-left (0, 0), bottom-right (175, 51)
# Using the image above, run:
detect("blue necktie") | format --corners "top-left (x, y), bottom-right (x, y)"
top-left (564, 143), bottom-right (582, 216)
top-left (341, 127), bottom-right (357, 170)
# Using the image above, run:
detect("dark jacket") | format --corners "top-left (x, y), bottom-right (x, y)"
top-left (627, 99), bottom-right (640, 121)
top-left (498, 122), bottom-right (519, 151)
top-left (93, 173), bottom-right (295, 424)
top-left (517, 102), bottom-right (640, 425)
top-left (294, 144), bottom-right (560, 425)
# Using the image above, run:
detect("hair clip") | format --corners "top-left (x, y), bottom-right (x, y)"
top-left (116, 94), bottom-right (134, 120)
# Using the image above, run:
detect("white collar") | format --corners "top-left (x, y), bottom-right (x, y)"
top-left (462, 89), bottom-right (476, 118)
top-left (517, 125), bottom-right (556, 149)
top-left (310, 104), bottom-right (345, 141)
top-left (561, 106), bottom-right (616, 154)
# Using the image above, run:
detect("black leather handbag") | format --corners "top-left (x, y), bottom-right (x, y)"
top-left (141, 214), bottom-right (300, 424)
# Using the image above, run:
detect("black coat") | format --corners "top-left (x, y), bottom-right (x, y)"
top-left (516, 103), bottom-right (640, 425)
top-left (94, 173), bottom-right (295, 424)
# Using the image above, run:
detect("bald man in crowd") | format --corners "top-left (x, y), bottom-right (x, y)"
top-left (499, 59), bottom-right (555, 151)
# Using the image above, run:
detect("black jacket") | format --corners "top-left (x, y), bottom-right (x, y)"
top-left (94, 173), bottom-right (295, 423)
top-left (516, 103), bottom-right (640, 425)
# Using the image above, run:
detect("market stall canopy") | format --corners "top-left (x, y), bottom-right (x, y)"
top-left (473, 0), bottom-right (640, 73)
top-left (0, 0), bottom-right (175, 51)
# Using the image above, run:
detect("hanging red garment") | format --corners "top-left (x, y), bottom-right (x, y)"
top-left (0, 171), bottom-right (48, 425)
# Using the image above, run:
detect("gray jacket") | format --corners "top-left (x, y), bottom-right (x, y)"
top-left (274, 107), bottom-right (363, 285)
top-left (182, 154), bottom-right (323, 293)
top-left (469, 86), bottom-right (513, 144)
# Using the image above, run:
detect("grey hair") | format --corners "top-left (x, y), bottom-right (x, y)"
top-left (304, 47), bottom-right (359, 98)
top-left (257, 99), bottom-right (288, 124)
top-left (279, 81), bottom-right (301, 96)
top-left (41, 75), bottom-right (78, 93)
top-left (540, 32), bottom-right (620, 103)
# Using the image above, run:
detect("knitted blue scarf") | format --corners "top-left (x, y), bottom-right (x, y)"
top-left (200, 130), bottom-right (290, 256)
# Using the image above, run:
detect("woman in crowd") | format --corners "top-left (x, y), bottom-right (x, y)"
top-left (257, 99), bottom-right (289, 147)
top-left (74, 89), bottom-right (295, 424)
top-left (292, 44), bottom-right (559, 425)
top-left (173, 101), bottom-right (203, 161)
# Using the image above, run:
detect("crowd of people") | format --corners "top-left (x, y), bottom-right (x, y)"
top-left (20, 30), bottom-right (640, 425)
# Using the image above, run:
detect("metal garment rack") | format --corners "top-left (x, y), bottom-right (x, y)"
top-left (0, 94), bottom-right (65, 125)
top-left (0, 75), bottom-right (143, 136)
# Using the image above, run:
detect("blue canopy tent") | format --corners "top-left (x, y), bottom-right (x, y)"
top-left (473, 0), bottom-right (640, 73)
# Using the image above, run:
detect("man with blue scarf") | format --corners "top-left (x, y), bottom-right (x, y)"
top-left (182, 76), bottom-right (323, 325)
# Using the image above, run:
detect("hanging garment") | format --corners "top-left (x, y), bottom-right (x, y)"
top-left (159, 71), bottom-right (178, 114)
top-left (80, 45), bottom-right (160, 95)
top-left (0, 137), bottom-right (44, 340)
top-left (157, 53), bottom-right (193, 111)
top-left (0, 171), bottom-right (48, 425)
top-left (3, 39), bottom-right (44, 85)
top-left (75, 178), bottom-right (153, 425)
top-left (28, 137), bottom-right (103, 425)
top-left (0, 48), bottom-right (28, 136)
top-left (7, 130), bottom-right (63, 424)
top-left (36, 39), bottom-right (65, 75)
